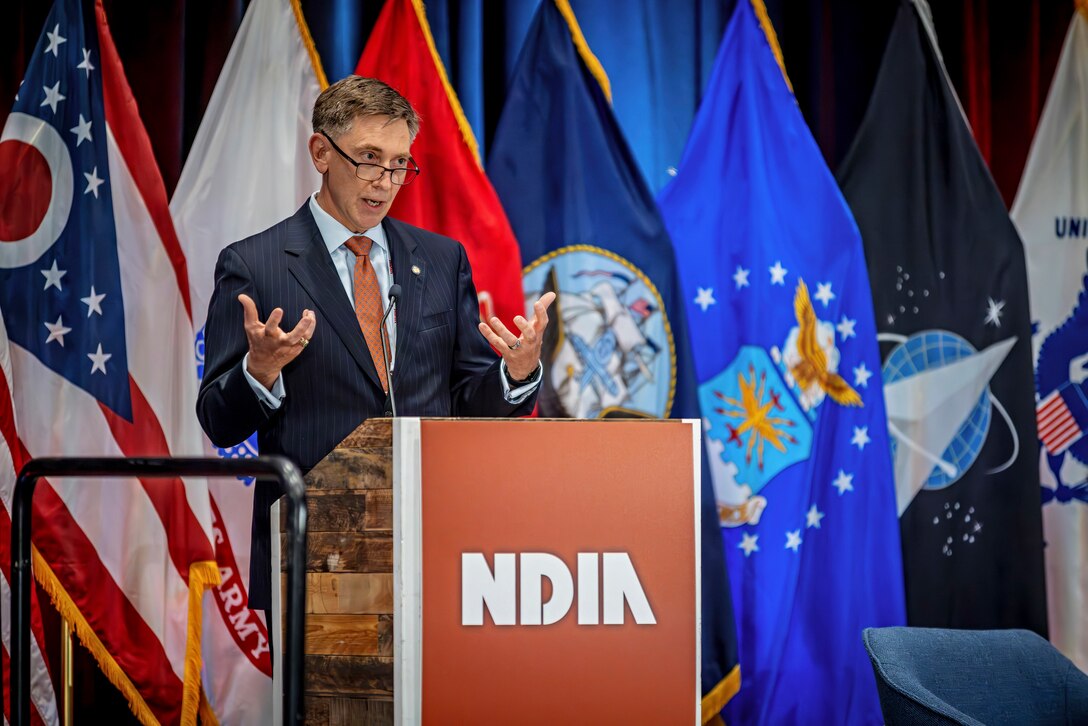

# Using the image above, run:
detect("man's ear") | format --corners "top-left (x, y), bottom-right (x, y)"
top-left (309, 132), bottom-right (330, 174)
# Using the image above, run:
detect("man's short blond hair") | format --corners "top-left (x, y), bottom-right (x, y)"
top-left (312, 75), bottom-right (420, 141)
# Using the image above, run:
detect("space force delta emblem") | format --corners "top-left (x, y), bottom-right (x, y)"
top-left (522, 246), bottom-right (676, 419)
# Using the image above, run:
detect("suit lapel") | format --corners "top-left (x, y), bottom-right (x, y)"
top-left (385, 218), bottom-right (425, 377)
top-left (285, 205), bottom-right (384, 391)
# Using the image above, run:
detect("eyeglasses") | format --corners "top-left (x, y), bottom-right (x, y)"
top-left (320, 131), bottom-right (421, 186)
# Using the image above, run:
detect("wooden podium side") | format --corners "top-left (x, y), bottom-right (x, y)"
top-left (279, 419), bottom-right (395, 725)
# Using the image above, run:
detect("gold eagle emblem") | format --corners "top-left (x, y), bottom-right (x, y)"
top-left (789, 279), bottom-right (862, 407)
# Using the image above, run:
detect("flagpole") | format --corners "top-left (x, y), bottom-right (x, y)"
top-left (61, 616), bottom-right (74, 726)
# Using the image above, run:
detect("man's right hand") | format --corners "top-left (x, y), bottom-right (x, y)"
top-left (239, 294), bottom-right (316, 390)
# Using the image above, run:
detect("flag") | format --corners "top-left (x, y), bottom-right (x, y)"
top-left (657, 2), bottom-right (906, 723)
top-left (1010, 7), bottom-right (1088, 671)
top-left (0, 0), bottom-right (218, 722)
top-left (355, 0), bottom-right (524, 325)
top-left (0, 312), bottom-right (59, 725)
top-left (488, 1), bottom-right (739, 720)
top-left (837, 0), bottom-right (1046, 634)
top-left (169, 0), bottom-right (325, 718)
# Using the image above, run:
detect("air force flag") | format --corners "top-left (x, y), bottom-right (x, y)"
top-left (657, 2), bottom-right (906, 723)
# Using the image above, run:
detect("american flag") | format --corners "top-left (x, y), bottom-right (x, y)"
top-left (0, 0), bottom-right (217, 722)
top-left (1037, 384), bottom-right (1087, 456)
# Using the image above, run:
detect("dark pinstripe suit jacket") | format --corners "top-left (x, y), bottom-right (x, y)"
top-left (196, 203), bottom-right (536, 609)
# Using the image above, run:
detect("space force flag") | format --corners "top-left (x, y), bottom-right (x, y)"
top-left (0, 0), bottom-right (219, 722)
top-left (1010, 6), bottom-right (1088, 671)
top-left (837, 0), bottom-right (1046, 634)
top-left (488, 1), bottom-right (740, 720)
top-left (657, 1), bottom-right (906, 723)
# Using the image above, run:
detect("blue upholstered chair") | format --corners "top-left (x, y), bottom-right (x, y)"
top-left (862, 627), bottom-right (1088, 725)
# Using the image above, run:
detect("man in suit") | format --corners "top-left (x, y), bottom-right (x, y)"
top-left (196, 76), bottom-right (553, 614)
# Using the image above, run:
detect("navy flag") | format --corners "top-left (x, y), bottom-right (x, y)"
top-left (658, 1), bottom-right (906, 723)
top-left (837, 0), bottom-right (1047, 634)
top-left (488, 0), bottom-right (740, 719)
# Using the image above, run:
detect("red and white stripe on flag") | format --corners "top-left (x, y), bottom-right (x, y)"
top-left (1037, 390), bottom-right (1084, 455)
top-left (0, 316), bottom-right (59, 726)
top-left (0, 0), bottom-right (218, 723)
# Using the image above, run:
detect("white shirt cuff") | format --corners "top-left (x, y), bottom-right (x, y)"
top-left (242, 352), bottom-right (285, 409)
top-left (500, 360), bottom-right (542, 404)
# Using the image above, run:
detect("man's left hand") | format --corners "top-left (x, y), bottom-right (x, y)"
top-left (477, 291), bottom-right (557, 381)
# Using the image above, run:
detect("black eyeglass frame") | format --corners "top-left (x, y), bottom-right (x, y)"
top-left (320, 131), bottom-right (421, 185)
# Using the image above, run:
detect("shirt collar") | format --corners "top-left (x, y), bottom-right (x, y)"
top-left (308, 192), bottom-right (387, 255)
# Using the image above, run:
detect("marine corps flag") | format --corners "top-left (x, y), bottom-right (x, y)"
top-left (837, 0), bottom-right (1046, 634)
top-left (658, 1), bottom-right (905, 723)
top-left (355, 0), bottom-right (524, 325)
top-left (488, 1), bottom-right (740, 720)
top-left (1011, 6), bottom-right (1088, 671)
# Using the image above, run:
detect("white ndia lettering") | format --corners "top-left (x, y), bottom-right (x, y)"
top-left (462, 553), bottom-right (516, 626)
top-left (602, 552), bottom-right (656, 625)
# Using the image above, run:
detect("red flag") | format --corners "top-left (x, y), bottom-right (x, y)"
top-left (356, 0), bottom-right (524, 325)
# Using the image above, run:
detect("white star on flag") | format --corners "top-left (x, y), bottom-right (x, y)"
top-left (70, 114), bottom-right (93, 146)
top-left (733, 266), bottom-right (750, 289)
top-left (41, 260), bottom-right (66, 291)
top-left (81, 286), bottom-right (105, 316)
top-left (44, 316), bottom-right (72, 347)
top-left (853, 362), bottom-right (873, 388)
top-left (984, 297), bottom-right (1005, 327)
top-left (77, 47), bottom-right (95, 77)
top-left (41, 81), bottom-right (65, 114)
top-left (769, 261), bottom-right (788, 285)
top-left (785, 529), bottom-right (802, 552)
top-left (806, 504), bottom-right (825, 528)
top-left (738, 532), bottom-right (759, 557)
top-left (851, 426), bottom-right (870, 451)
top-left (833, 469), bottom-right (854, 495)
top-left (814, 282), bottom-right (835, 306)
top-left (44, 24), bottom-right (67, 57)
top-left (694, 287), bottom-right (716, 312)
top-left (87, 344), bottom-right (111, 375)
top-left (836, 315), bottom-right (856, 340)
top-left (84, 167), bottom-right (104, 198)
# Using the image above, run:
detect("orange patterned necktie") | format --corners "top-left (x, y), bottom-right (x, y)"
top-left (344, 236), bottom-right (388, 391)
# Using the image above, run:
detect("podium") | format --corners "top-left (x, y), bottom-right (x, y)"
top-left (271, 417), bottom-right (701, 725)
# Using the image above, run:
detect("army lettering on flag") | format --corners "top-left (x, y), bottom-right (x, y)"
top-left (1010, 5), bottom-right (1088, 672)
top-left (837, 0), bottom-right (1046, 635)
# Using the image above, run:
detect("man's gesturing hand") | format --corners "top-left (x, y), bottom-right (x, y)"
top-left (239, 294), bottom-right (316, 390)
top-left (477, 291), bottom-right (557, 381)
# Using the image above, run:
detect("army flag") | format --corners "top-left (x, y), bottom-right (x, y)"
top-left (837, 0), bottom-right (1047, 634)
top-left (488, 0), bottom-right (740, 720)
top-left (658, 1), bottom-right (906, 723)
top-left (170, 0), bottom-right (326, 719)
top-left (1010, 7), bottom-right (1088, 671)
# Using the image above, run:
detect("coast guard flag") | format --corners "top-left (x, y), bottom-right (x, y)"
top-left (489, 0), bottom-right (740, 720)
top-left (1010, 7), bottom-right (1088, 671)
top-left (838, 0), bottom-right (1046, 635)
top-left (170, 0), bottom-right (325, 719)
top-left (657, 2), bottom-right (906, 723)
top-left (0, 0), bottom-right (219, 722)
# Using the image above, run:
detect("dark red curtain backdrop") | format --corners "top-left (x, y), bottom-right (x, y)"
top-left (1, 0), bottom-right (1075, 204)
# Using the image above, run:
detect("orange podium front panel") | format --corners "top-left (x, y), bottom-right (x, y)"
top-left (393, 418), bottom-right (701, 725)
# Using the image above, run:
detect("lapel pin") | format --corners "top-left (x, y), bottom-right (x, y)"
top-left (411, 265), bottom-right (421, 275)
